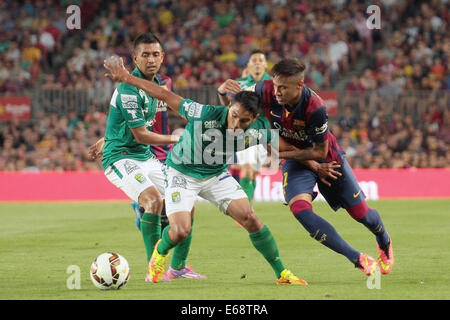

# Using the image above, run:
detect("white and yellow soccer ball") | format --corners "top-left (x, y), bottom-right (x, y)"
top-left (90, 252), bottom-right (130, 290)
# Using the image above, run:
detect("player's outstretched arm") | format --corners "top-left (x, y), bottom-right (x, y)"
top-left (130, 125), bottom-right (179, 146)
top-left (104, 56), bottom-right (183, 113)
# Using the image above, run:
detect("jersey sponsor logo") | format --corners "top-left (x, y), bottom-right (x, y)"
top-left (282, 128), bottom-right (308, 141)
top-left (134, 173), bottom-right (146, 184)
top-left (274, 121), bottom-right (308, 141)
top-left (171, 175), bottom-right (187, 189)
top-left (156, 99), bottom-right (168, 112)
top-left (204, 120), bottom-right (221, 129)
top-left (123, 101), bottom-right (138, 109)
top-left (183, 101), bottom-right (203, 118)
top-left (123, 160), bottom-right (139, 174)
top-left (315, 122), bottom-right (328, 135)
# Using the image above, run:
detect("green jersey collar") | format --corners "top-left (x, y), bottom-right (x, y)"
top-left (132, 67), bottom-right (160, 85)
top-left (240, 72), bottom-right (271, 83)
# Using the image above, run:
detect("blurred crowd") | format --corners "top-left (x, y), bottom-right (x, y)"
top-left (2, 0), bottom-right (448, 94)
top-left (0, 1), bottom-right (103, 96)
top-left (335, 105), bottom-right (449, 169)
top-left (0, 107), bottom-right (106, 171)
top-left (0, 102), bottom-right (448, 171)
top-left (0, 0), bottom-right (449, 171)
top-left (343, 1), bottom-right (449, 99)
top-left (18, 0), bottom-right (398, 95)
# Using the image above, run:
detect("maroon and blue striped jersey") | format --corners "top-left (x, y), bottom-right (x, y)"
top-left (255, 80), bottom-right (342, 164)
top-left (150, 73), bottom-right (173, 162)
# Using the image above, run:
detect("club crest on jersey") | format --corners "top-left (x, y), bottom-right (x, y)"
top-left (171, 192), bottom-right (181, 203)
top-left (244, 136), bottom-right (251, 148)
top-left (293, 119), bottom-right (305, 129)
top-left (135, 173), bottom-right (146, 184)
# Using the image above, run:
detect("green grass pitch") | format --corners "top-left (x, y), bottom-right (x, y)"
top-left (0, 199), bottom-right (449, 300)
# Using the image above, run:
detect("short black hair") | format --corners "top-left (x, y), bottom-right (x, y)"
top-left (133, 32), bottom-right (164, 53)
top-left (232, 91), bottom-right (260, 116)
top-left (250, 49), bottom-right (265, 57)
top-left (272, 58), bottom-right (306, 79)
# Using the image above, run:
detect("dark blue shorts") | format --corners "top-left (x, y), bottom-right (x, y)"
top-left (282, 152), bottom-right (365, 211)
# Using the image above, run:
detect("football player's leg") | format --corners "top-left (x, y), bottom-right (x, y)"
top-left (240, 163), bottom-right (256, 204)
top-left (146, 158), bottom-right (196, 271)
top-left (160, 202), bottom-right (169, 231)
top-left (169, 205), bottom-right (192, 269)
top-left (230, 156), bottom-right (241, 184)
top-left (331, 158), bottom-right (393, 274)
top-left (226, 198), bottom-right (307, 285)
top-left (104, 159), bottom-right (163, 264)
top-left (145, 158), bottom-right (170, 234)
top-left (162, 209), bottom-right (205, 280)
top-left (284, 160), bottom-right (361, 267)
top-left (147, 209), bottom-right (191, 283)
top-left (130, 201), bottom-right (143, 230)
top-left (203, 173), bottom-right (305, 284)
top-left (138, 186), bottom-right (164, 263)
top-left (157, 167), bottom-right (205, 280)
top-left (236, 146), bottom-right (259, 204)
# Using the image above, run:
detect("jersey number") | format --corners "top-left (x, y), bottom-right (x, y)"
top-left (283, 172), bottom-right (288, 188)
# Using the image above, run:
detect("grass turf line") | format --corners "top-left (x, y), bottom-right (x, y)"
top-left (0, 199), bottom-right (449, 300)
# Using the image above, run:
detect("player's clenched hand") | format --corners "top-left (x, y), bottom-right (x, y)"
top-left (104, 56), bottom-right (130, 83)
top-left (317, 161), bottom-right (342, 187)
top-left (218, 79), bottom-right (242, 96)
top-left (88, 138), bottom-right (105, 160)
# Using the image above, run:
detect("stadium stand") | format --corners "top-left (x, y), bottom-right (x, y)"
top-left (0, 0), bottom-right (448, 171)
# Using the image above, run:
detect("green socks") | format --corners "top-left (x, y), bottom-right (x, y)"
top-left (157, 226), bottom-right (176, 255)
top-left (140, 213), bottom-right (161, 262)
top-left (249, 225), bottom-right (285, 278)
top-left (240, 177), bottom-right (256, 204)
top-left (171, 223), bottom-right (193, 270)
top-left (157, 223), bottom-right (194, 270)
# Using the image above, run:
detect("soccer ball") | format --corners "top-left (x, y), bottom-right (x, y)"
top-left (90, 252), bottom-right (130, 290)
